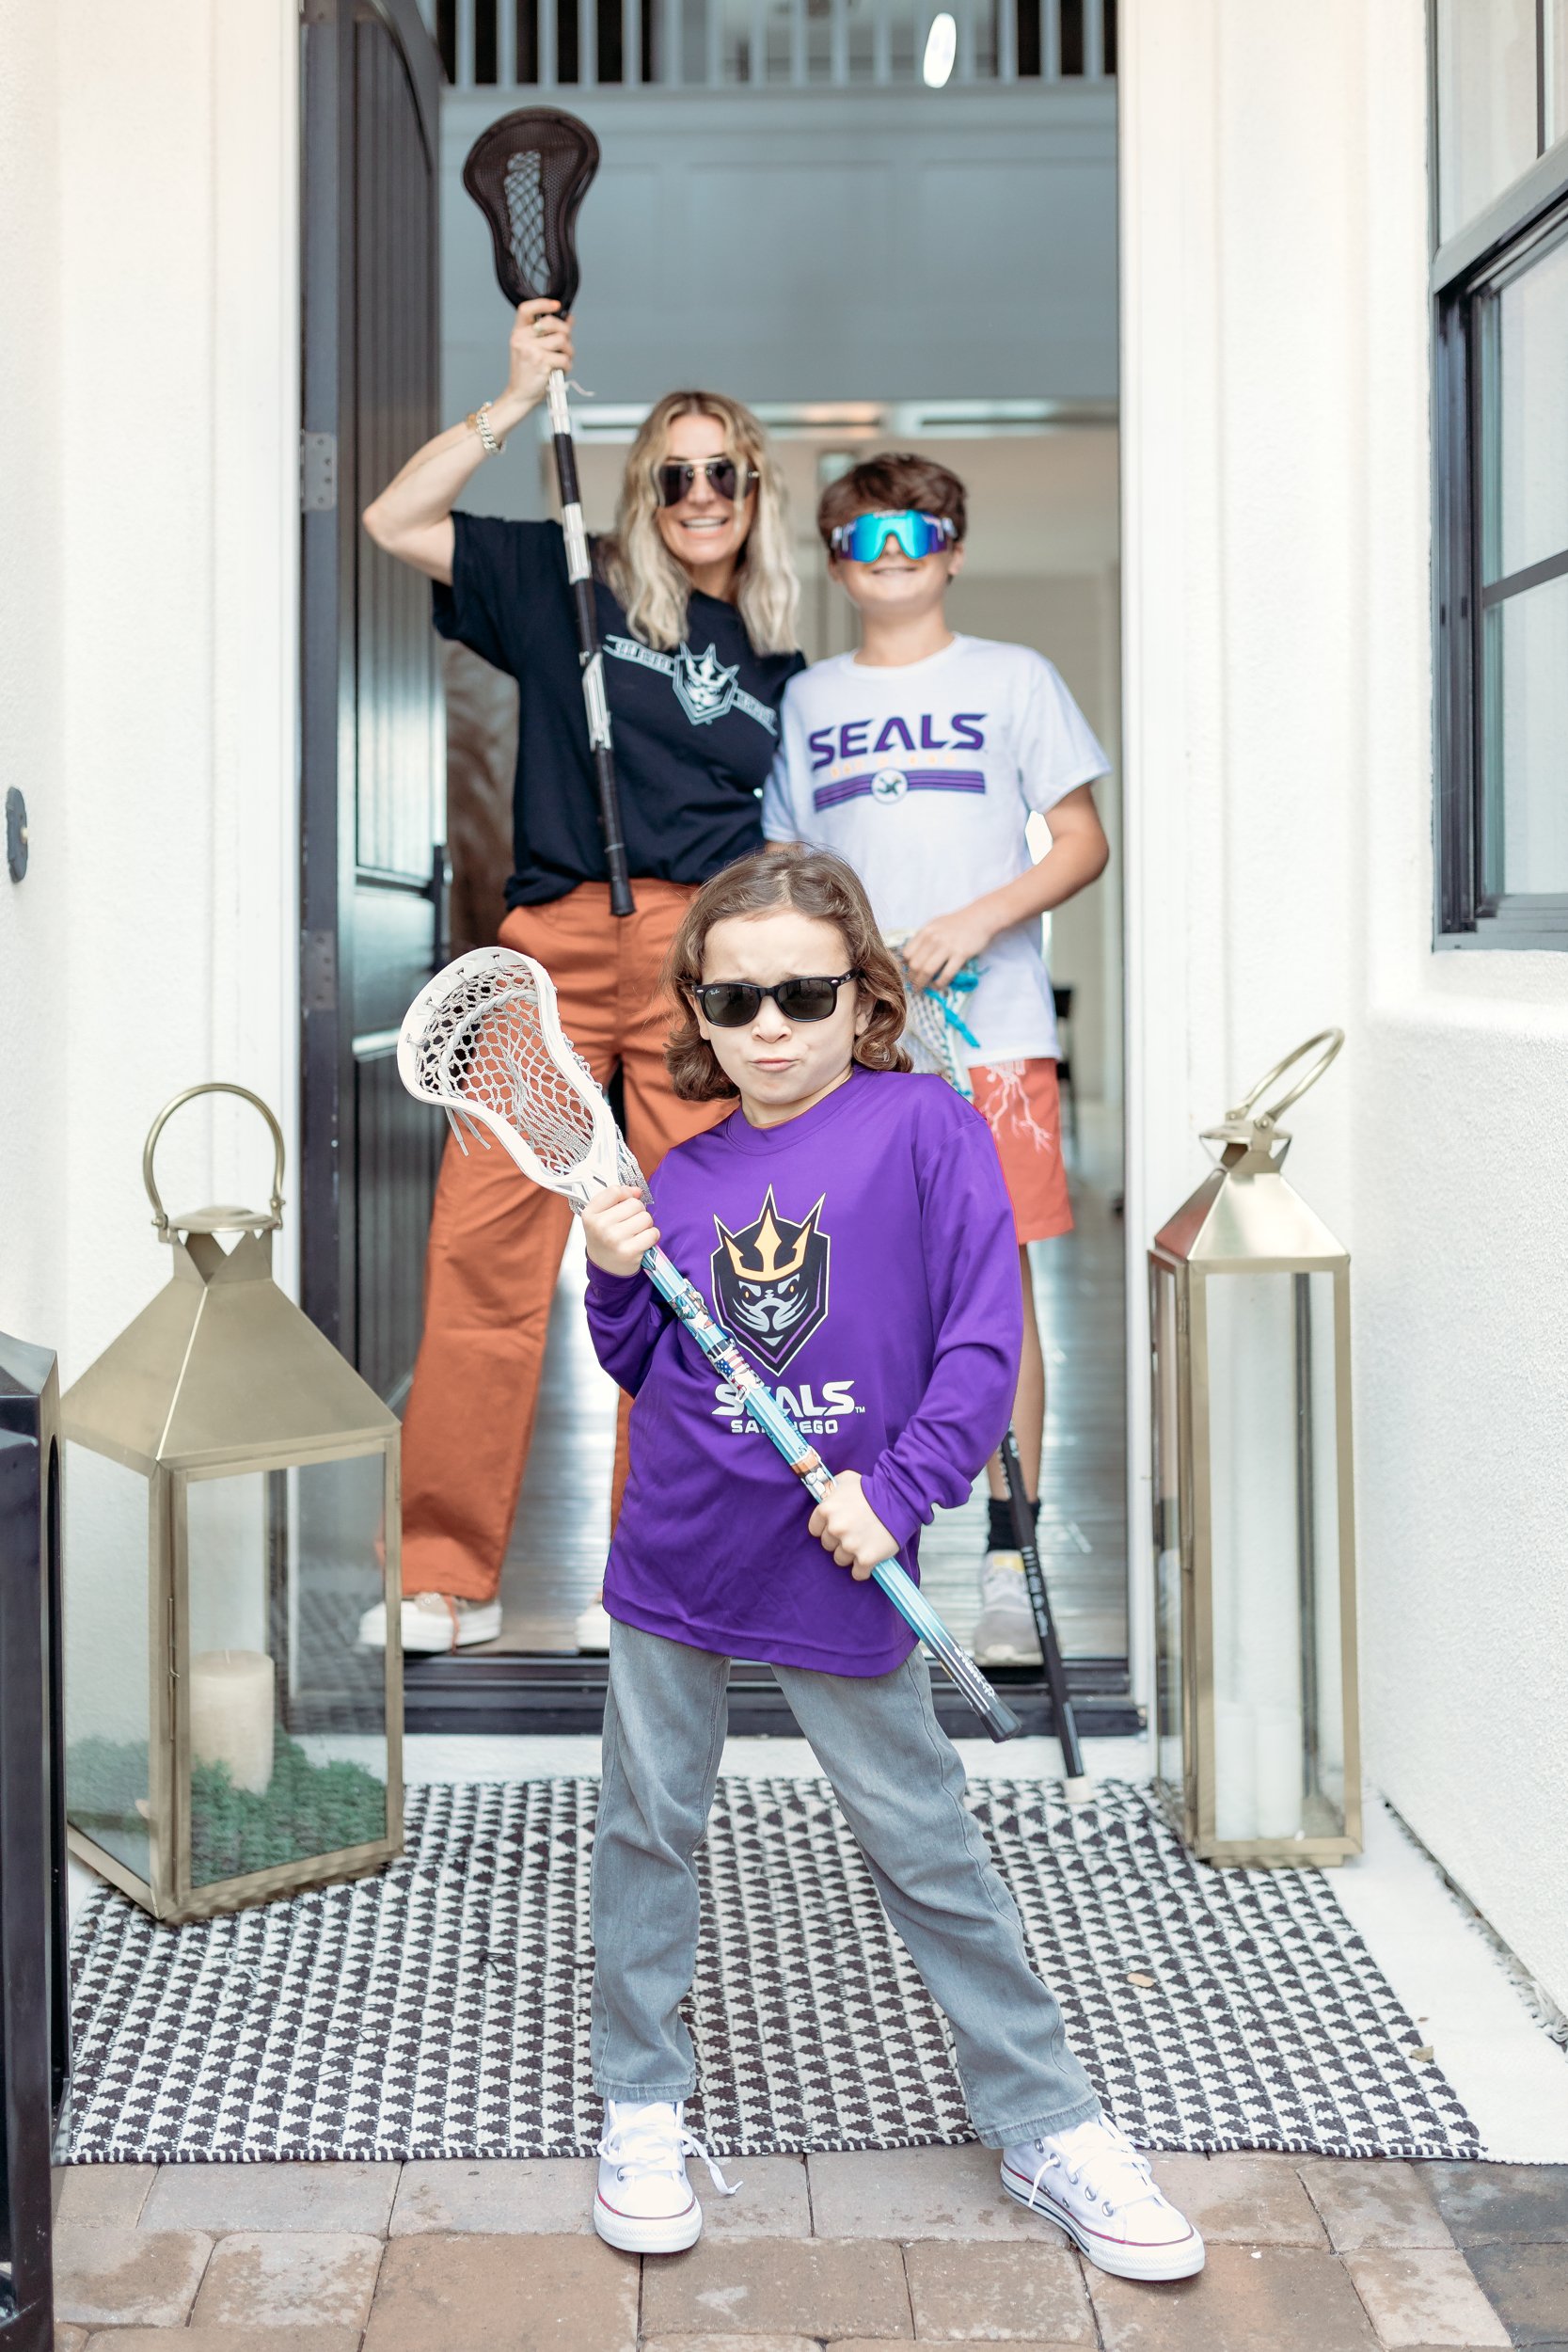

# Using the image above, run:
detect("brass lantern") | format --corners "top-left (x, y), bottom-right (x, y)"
top-left (1149, 1033), bottom-right (1361, 1867)
top-left (61, 1085), bottom-right (403, 1923)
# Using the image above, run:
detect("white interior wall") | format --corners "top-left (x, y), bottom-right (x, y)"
top-left (0, 1), bottom-right (298, 1381)
top-left (1122, 0), bottom-right (1568, 2006)
top-left (946, 569), bottom-right (1121, 1102)
top-left (441, 84), bottom-right (1117, 457)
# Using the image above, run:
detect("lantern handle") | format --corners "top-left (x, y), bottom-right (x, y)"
top-left (1227, 1029), bottom-right (1345, 1132)
top-left (143, 1083), bottom-right (287, 1240)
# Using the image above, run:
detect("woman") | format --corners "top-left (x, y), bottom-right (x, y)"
top-left (359, 300), bottom-right (804, 1649)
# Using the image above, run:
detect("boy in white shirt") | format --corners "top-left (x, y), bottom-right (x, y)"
top-left (762, 452), bottom-right (1110, 1665)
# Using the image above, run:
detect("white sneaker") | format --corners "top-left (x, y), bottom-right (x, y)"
top-left (574, 1596), bottom-right (613, 1652)
top-left (1002, 2115), bottom-right (1204, 2281)
top-left (593, 2098), bottom-right (736, 2254)
top-left (973, 1549), bottom-right (1042, 1667)
top-left (356, 1593), bottom-right (503, 1652)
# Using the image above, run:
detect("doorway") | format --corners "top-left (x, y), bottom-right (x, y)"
top-left (417, 403), bottom-right (1131, 1732)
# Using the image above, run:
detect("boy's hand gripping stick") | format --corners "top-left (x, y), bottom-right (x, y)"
top-left (398, 946), bottom-right (1022, 1743)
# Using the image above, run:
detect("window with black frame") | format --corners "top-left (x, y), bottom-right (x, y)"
top-left (1433, 1), bottom-right (1568, 946)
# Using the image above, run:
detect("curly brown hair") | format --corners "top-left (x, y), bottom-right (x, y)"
top-left (662, 845), bottom-right (912, 1102)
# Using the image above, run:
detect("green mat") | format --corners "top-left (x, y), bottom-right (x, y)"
top-left (68, 1729), bottom-right (388, 1884)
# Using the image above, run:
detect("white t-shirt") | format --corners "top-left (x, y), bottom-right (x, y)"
top-left (762, 634), bottom-right (1108, 1066)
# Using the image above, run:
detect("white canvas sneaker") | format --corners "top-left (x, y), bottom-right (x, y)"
top-left (973, 1549), bottom-right (1043, 1667)
top-left (356, 1593), bottom-right (502, 1652)
top-left (593, 2098), bottom-right (736, 2254)
top-left (1002, 2116), bottom-right (1204, 2281)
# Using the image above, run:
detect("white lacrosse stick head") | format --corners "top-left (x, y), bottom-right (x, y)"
top-left (398, 946), bottom-right (646, 1212)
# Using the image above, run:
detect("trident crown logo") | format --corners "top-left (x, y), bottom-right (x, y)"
top-left (673, 641), bottom-right (741, 727)
top-left (711, 1186), bottom-right (832, 1373)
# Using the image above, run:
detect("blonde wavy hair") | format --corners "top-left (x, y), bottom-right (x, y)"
top-left (598, 391), bottom-right (800, 656)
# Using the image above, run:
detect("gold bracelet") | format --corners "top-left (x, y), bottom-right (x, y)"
top-left (466, 400), bottom-right (501, 458)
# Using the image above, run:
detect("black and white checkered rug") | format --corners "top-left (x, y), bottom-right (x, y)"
top-left (67, 1777), bottom-right (1481, 2164)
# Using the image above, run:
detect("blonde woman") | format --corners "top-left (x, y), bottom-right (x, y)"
top-left (361, 300), bottom-right (804, 1649)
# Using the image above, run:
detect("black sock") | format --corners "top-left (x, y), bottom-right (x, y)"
top-left (988, 1496), bottom-right (1039, 1552)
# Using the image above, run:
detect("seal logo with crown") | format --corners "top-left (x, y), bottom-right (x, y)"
top-left (711, 1186), bottom-right (831, 1373)
top-left (673, 640), bottom-right (741, 728)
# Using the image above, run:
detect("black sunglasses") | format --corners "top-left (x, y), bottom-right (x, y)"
top-left (692, 972), bottom-right (860, 1028)
top-left (656, 455), bottom-right (755, 509)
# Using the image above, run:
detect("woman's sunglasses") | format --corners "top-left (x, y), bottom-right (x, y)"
top-left (656, 455), bottom-right (755, 509)
top-left (828, 510), bottom-right (958, 564)
top-left (692, 972), bottom-right (860, 1027)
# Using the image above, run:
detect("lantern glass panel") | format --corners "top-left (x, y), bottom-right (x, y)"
top-left (63, 1444), bottom-right (153, 1883)
top-left (183, 1451), bottom-right (390, 1892)
top-left (1203, 1268), bottom-right (1346, 1844)
top-left (1149, 1261), bottom-right (1184, 1793)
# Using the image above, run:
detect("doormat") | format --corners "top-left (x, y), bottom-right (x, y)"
top-left (67, 1777), bottom-right (1481, 2164)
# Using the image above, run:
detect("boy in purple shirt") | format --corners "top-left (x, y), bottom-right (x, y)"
top-left (578, 843), bottom-right (1201, 2286)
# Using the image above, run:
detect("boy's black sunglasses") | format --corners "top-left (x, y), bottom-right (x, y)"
top-left (692, 972), bottom-right (860, 1027)
top-left (656, 455), bottom-right (754, 508)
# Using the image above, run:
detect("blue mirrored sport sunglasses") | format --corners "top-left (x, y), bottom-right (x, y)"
top-left (828, 509), bottom-right (958, 564)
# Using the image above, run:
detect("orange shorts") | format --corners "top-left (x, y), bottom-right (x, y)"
top-left (968, 1058), bottom-right (1073, 1244)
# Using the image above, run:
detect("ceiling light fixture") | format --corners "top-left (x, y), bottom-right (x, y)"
top-left (923, 11), bottom-right (956, 86)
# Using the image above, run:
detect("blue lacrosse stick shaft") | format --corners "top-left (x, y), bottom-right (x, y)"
top-left (639, 1244), bottom-right (1021, 1743)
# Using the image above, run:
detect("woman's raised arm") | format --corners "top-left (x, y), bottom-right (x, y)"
top-left (360, 298), bottom-right (575, 582)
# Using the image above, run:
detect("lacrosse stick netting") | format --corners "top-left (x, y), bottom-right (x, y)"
top-left (399, 949), bottom-right (1020, 1741)
top-left (462, 108), bottom-right (600, 313)
top-left (885, 934), bottom-right (981, 1101)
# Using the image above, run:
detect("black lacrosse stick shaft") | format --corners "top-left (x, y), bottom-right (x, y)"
top-left (1000, 1426), bottom-right (1088, 1783)
top-left (548, 373), bottom-right (634, 915)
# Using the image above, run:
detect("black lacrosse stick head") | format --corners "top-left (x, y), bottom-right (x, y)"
top-left (463, 107), bottom-right (600, 314)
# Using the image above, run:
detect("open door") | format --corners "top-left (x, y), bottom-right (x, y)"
top-left (300, 0), bottom-right (446, 1403)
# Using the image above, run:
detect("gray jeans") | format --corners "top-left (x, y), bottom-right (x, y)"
top-left (591, 1620), bottom-right (1101, 2147)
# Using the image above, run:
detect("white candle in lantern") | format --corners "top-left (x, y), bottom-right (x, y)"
top-left (189, 1648), bottom-right (276, 1794)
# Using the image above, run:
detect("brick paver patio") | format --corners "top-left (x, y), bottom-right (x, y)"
top-left (49, 2148), bottom-right (1568, 2348)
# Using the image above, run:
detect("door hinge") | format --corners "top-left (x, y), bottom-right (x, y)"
top-left (301, 0), bottom-right (335, 24)
top-left (300, 431), bottom-right (338, 512)
top-left (304, 929), bottom-right (338, 1013)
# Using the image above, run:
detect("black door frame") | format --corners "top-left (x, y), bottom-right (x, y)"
top-left (299, 0), bottom-right (443, 1375)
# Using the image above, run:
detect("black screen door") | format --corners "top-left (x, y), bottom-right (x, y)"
top-left (300, 0), bottom-right (446, 1402)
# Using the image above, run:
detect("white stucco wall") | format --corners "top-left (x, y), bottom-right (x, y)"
top-left (1121, 0), bottom-right (1568, 2004)
top-left (0, 2), bottom-right (299, 1381)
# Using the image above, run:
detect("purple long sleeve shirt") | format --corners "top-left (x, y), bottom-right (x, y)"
top-left (584, 1066), bottom-right (1022, 1676)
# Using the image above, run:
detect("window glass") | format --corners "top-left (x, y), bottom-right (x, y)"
top-left (1436, 0), bottom-right (1538, 238)
top-left (1482, 574), bottom-right (1568, 895)
top-left (1493, 234), bottom-right (1568, 580)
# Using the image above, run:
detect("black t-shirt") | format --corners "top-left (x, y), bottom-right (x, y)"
top-left (434, 514), bottom-right (806, 907)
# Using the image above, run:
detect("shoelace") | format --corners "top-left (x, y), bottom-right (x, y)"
top-left (1026, 2122), bottom-right (1160, 2217)
top-left (598, 2108), bottom-right (739, 2199)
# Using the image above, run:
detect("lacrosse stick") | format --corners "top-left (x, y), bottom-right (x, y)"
top-left (885, 938), bottom-right (983, 1104)
top-left (890, 940), bottom-right (1090, 1798)
top-left (399, 947), bottom-right (1022, 1743)
top-left (463, 108), bottom-right (633, 918)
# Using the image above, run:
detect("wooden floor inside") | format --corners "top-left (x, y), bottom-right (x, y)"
top-left (482, 1101), bottom-right (1128, 1663)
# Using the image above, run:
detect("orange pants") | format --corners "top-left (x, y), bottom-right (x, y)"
top-left (400, 881), bottom-right (725, 1602)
